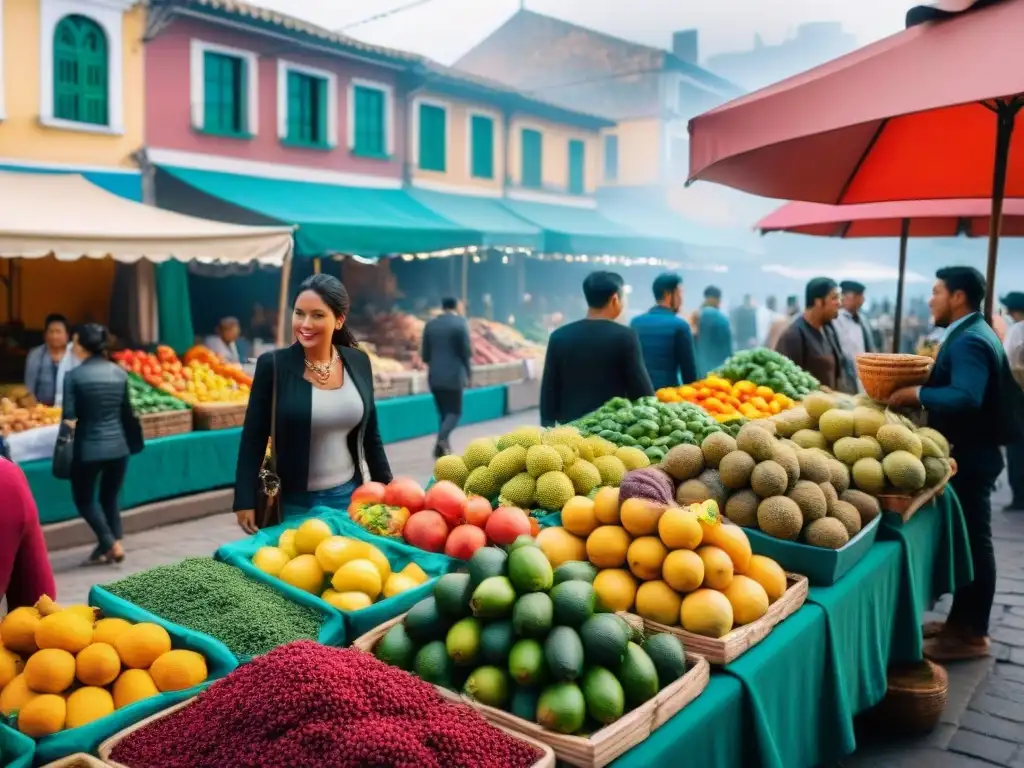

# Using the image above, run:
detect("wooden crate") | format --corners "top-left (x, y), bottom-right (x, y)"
top-left (354, 614), bottom-right (710, 768)
top-left (878, 464), bottom-right (955, 523)
top-left (374, 372), bottom-right (414, 400)
top-left (138, 409), bottom-right (192, 441)
top-left (471, 362), bottom-right (526, 388)
top-left (642, 574), bottom-right (809, 665)
top-left (41, 754), bottom-right (111, 768)
top-left (98, 695), bottom-right (554, 768)
top-left (192, 402), bottom-right (247, 430)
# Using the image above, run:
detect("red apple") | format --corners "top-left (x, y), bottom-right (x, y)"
top-left (402, 510), bottom-right (449, 553)
top-left (351, 482), bottom-right (386, 508)
top-left (384, 477), bottom-right (426, 513)
top-left (444, 524), bottom-right (488, 560)
top-left (485, 506), bottom-right (532, 546)
top-left (424, 481), bottom-right (468, 527)
top-left (464, 495), bottom-right (493, 528)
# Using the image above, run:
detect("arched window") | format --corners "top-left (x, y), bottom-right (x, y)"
top-left (53, 14), bottom-right (108, 125)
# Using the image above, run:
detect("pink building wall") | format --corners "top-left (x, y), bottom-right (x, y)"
top-left (144, 16), bottom-right (408, 178)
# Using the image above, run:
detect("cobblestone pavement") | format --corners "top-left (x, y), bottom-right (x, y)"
top-left (43, 413), bottom-right (1024, 766)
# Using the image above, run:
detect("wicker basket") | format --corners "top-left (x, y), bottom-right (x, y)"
top-left (41, 754), bottom-right (111, 768)
top-left (138, 409), bottom-right (193, 441)
top-left (354, 614), bottom-right (710, 768)
top-left (862, 660), bottom-right (949, 736)
top-left (878, 464), bottom-right (955, 522)
top-left (99, 695), bottom-right (555, 768)
top-left (192, 402), bottom-right (247, 430)
top-left (856, 354), bottom-right (932, 402)
top-left (642, 574), bottom-right (808, 665)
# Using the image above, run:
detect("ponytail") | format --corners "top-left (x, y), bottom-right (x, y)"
top-left (333, 326), bottom-right (359, 349)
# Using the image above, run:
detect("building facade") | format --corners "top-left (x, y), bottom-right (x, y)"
top-left (0, 0), bottom-right (144, 199)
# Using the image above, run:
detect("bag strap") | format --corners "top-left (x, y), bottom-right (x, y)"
top-left (268, 352), bottom-right (278, 472)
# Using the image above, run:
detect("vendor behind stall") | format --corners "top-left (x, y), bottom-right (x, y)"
top-left (205, 316), bottom-right (250, 364)
top-left (24, 313), bottom-right (78, 406)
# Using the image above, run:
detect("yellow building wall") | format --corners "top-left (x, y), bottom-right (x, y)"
top-left (508, 116), bottom-right (601, 195)
top-left (604, 118), bottom-right (662, 187)
top-left (0, 1), bottom-right (145, 168)
top-left (410, 92), bottom-right (505, 192)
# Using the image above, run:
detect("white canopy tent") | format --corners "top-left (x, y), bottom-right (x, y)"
top-left (0, 171), bottom-right (294, 264)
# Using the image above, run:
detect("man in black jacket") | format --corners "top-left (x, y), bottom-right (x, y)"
top-left (422, 298), bottom-right (473, 457)
top-left (540, 272), bottom-right (654, 426)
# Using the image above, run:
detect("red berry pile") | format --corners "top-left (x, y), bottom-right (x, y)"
top-left (110, 641), bottom-right (542, 768)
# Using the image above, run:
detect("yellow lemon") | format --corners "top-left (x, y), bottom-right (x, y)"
top-left (0, 674), bottom-right (38, 716)
top-left (91, 618), bottom-right (132, 647)
top-left (277, 529), bottom-right (299, 558)
top-left (34, 612), bottom-right (93, 654)
top-left (294, 518), bottom-right (333, 555)
top-left (703, 523), bottom-right (752, 574)
top-left (634, 580), bottom-right (683, 626)
top-left (278, 554), bottom-right (326, 594)
top-left (0, 648), bottom-right (21, 690)
top-left (65, 686), bottom-right (115, 729)
top-left (561, 496), bottom-right (598, 537)
top-left (696, 546), bottom-right (734, 590)
top-left (744, 555), bottom-right (788, 604)
top-left (149, 650), bottom-right (208, 692)
top-left (321, 590), bottom-right (373, 612)
top-left (657, 506), bottom-right (704, 550)
top-left (535, 527), bottom-right (587, 568)
top-left (331, 559), bottom-right (382, 600)
top-left (399, 562), bottom-right (429, 585)
top-left (112, 669), bottom-right (159, 709)
top-left (662, 549), bottom-right (705, 593)
top-left (620, 498), bottom-right (666, 537)
top-left (1, 607), bottom-right (41, 654)
top-left (364, 546), bottom-right (392, 584)
top-left (314, 537), bottom-right (358, 573)
top-left (626, 536), bottom-right (668, 581)
top-left (585, 526), bottom-right (632, 569)
top-left (75, 642), bottom-right (121, 686)
top-left (592, 487), bottom-right (621, 525)
top-left (722, 576), bottom-right (770, 626)
top-left (680, 589), bottom-right (734, 638)
top-left (17, 694), bottom-right (66, 738)
top-left (592, 568), bottom-right (637, 613)
top-left (252, 546), bottom-right (292, 577)
top-left (115, 623), bottom-right (172, 670)
top-left (24, 648), bottom-right (76, 694)
top-left (382, 574), bottom-right (418, 599)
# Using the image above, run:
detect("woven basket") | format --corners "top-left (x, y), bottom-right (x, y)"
top-left (862, 660), bottom-right (948, 736)
top-left (192, 402), bottom-right (247, 430)
top-left (41, 754), bottom-right (111, 768)
top-left (857, 353), bottom-right (935, 367)
top-left (856, 355), bottom-right (932, 401)
top-left (138, 409), bottom-right (193, 441)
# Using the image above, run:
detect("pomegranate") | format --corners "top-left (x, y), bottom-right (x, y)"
top-left (403, 510), bottom-right (449, 553)
top-left (463, 496), bottom-right (493, 528)
top-left (350, 482), bottom-right (386, 508)
top-left (424, 481), bottom-right (468, 527)
top-left (384, 477), bottom-right (426, 513)
top-left (485, 507), bottom-right (532, 546)
top-left (444, 525), bottom-right (488, 560)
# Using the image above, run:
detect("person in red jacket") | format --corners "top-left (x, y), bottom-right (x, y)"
top-left (0, 457), bottom-right (56, 609)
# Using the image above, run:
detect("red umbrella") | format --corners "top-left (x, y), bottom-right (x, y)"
top-left (756, 198), bottom-right (1024, 350)
top-left (688, 0), bottom-right (1024, 319)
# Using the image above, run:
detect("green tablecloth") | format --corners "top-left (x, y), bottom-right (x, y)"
top-left (24, 385), bottom-right (511, 525)
top-left (878, 487), bottom-right (974, 662)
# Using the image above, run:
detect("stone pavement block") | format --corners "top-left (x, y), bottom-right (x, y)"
top-left (1002, 614), bottom-right (1024, 631)
top-left (995, 594), bottom-right (1024, 608)
top-left (891, 748), bottom-right (1011, 767)
top-left (998, 579), bottom-right (1024, 595)
top-left (972, 694), bottom-right (1024, 723)
top-left (995, 663), bottom-right (1024, 683)
top-left (959, 710), bottom-right (1024, 742)
top-left (948, 730), bottom-right (1018, 765)
top-left (1011, 648), bottom-right (1024, 666)
top-left (991, 643), bottom-right (1013, 662)
top-left (984, 676), bottom-right (1024, 703)
top-left (992, 627), bottom-right (1024, 648)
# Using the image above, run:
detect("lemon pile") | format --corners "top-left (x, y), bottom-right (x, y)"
top-left (250, 518), bottom-right (428, 610)
top-left (535, 490), bottom-right (789, 639)
top-left (0, 597), bottom-right (208, 738)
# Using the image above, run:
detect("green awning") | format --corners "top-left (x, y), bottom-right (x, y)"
top-left (407, 189), bottom-right (543, 250)
top-left (499, 198), bottom-right (685, 259)
top-left (157, 166), bottom-right (478, 258)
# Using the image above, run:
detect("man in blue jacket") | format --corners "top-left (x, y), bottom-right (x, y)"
top-left (630, 273), bottom-right (697, 391)
top-left (890, 266), bottom-right (1013, 662)
top-left (694, 286), bottom-right (733, 378)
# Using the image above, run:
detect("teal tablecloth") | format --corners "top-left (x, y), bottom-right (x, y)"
top-left (879, 487), bottom-right (974, 662)
top-left (25, 385), bottom-right (511, 525)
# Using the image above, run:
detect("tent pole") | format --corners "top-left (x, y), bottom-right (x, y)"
top-left (276, 252), bottom-right (293, 348)
top-left (985, 101), bottom-right (1018, 324)
top-left (892, 218), bottom-right (909, 353)
top-left (312, 257), bottom-right (321, 274)
top-left (461, 251), bottom-right (469, 309)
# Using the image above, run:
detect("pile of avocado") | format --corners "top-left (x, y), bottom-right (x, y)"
top-left (715, 348), bottom-right (818, 400)
top-left (127, 373), bottom-right (190, 414)
top-left (572, 396), bottom-right (744, 462)
top-left (373, 539), bottom-right (688, 735)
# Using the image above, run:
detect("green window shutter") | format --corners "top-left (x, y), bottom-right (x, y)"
top-left (202, 51), bottom-right (246, 136)
top-left (470, 115), bottom-right (494, 179)
top-left (52, 15), bottom-right (108, 125)
top-left (284, 70), bottom-right (326, 145)
top-left (316, 76), bottom-right (328, 145)
top-left (604, 135), bottom-right (619, 182)
top-left (353, 86), bottom-right (385, 156)
top-left (521, 128), bottom-right (542, 188)
top-left (286, 70), bottom-right (302, 141)
top-left (418, 103), bottom-right (446, 172)
top-left (568, 139), bottom-right (585, 195)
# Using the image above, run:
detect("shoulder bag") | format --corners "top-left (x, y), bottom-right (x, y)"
top-left (52, 420), bottom-right (75, 480)
top-left (256, 352), bottom-right (282, 529)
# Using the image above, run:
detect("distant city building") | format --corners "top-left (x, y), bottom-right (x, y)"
top-left (706, 22), bottom-right (858, 92)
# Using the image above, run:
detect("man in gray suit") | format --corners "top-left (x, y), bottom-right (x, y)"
top-left (421, 298), bottom-right (473, 457)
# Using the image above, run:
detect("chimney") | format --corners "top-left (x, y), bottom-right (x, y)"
top-left (672, 29), bottom-right (698, 64)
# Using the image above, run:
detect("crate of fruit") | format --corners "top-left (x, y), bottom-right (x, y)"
top-left (138, 410), bottom-right (192, 441)
top-left (191, 402), bottom-right (247, 430)
top-left (126, 374), bottom-right (193, 440)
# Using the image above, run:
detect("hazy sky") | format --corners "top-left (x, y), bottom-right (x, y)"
top-left (254, 0), bottom-right (913, 65)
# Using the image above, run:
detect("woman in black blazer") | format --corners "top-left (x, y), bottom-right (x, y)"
top-left (234, 275), bottom-right (392, 533)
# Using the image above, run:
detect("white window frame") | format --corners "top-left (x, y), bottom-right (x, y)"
top-left (189, 38), bottom-right (259, 136)
top-left (39, 0), bottom-right (132, 135)
top-left (276, 59), bottom-right (338, 147)
top-left (0, 0), bottom-right (5, 120)
top-left (465, 108), bottom-right (499, 180)
top-left (410, 96), bottom-right (450, 172)
top-left (347, 77), bottom-right (394, 156)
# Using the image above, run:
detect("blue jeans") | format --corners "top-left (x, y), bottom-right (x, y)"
top-left (282, 480), bottom-right (356, 520)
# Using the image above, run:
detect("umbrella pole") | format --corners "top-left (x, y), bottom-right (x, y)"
top-left (893, 218), bottom-right (909, 353)
top-left (984, 100), bottom-right (1021, 323)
